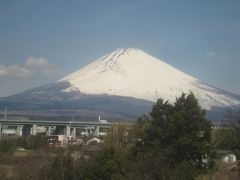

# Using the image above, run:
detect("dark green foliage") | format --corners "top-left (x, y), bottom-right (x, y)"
top-left (83, 145), bottom-right (129, 180)
top-left (170, 161), bottom-right (197, 180)
top-left (0, 138), bottom-right (16, 154)
top-left (16, 134), bottom-right (47, 150)
top-left (47, 152), bottom-right (75, 180)
top-left (212, 128), bottom-right (238, 150)
top-left (28, 135), bottom-right (47, 150)
top-left (0, 135), bottom-right (47, 161)
top-left (233, 118), bottom-right (240, 172)
top-left (134, 93), bottom-right (214, 177)
top-left (17, 137), bottom-right (28, 148)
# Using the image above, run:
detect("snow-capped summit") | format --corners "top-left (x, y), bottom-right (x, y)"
top-left (61, 48), bottom-right (240, 110)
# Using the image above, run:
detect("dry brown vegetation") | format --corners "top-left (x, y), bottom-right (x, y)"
top-left (197, 161), bottom-right (239, 180)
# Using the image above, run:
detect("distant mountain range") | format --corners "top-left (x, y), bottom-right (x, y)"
top-left (0, 48), bottom-right (239, 122)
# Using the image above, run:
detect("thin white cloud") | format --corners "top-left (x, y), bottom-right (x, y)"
top-left (0, 65), bottom-right (32, 77)
top-left (206, 51), bottom-right (225, 61)
top-left (0, 57), bottom-right (62, 78)
top-left (25, 57), bottom-right (61, 75)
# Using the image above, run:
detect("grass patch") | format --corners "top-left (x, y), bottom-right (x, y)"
top-left (14, 149), bottom-right (32, 157)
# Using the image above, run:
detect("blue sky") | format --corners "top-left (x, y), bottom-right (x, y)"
top-left (0, 0), bottom-right (240, 97)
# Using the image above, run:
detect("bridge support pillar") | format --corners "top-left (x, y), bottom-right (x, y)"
top-left (16, 125), bottom-right (22, 136)
top-left (71, 127), bottom-right (76, 140)
top-left (46, 127), bottom-right (52, 136)
top-left (32, 124), bottom-right (37, 136)
top-left (84, 128), bottom-right (89, 137)
top-left (94, 126), bottom-right (99, 137)
top-left (66, 125), bottom-right (71, 137)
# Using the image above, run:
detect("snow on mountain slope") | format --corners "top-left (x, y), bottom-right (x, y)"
top-left (61, 48), bottom-right (240, 110)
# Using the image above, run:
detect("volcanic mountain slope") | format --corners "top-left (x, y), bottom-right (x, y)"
top-left (1, 48), bottom-right (239, 120)
top-left (61, 48), bottom-right (240, 110)
top-left (0, 81), bottom-right (153, 119)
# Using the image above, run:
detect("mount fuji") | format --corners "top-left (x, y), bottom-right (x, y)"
top-left (1, 48), bottom-right (239, 121)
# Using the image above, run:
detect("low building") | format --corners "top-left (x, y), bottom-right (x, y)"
top-left (222, 154), bottom-right (237, 163)
top-left (2, 129), bottom-right (16, 136)
top-left (217, 150), bottom-right (237, 164)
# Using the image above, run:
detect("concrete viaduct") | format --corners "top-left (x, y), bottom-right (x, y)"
top-left (0, 117), bottom-right (112, 139)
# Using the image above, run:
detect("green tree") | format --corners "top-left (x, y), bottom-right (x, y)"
top-left (212, 128), bottom-right (238, 150)
top-left (42, 152), bottom-right (75, 180)
top-left (83, 144), bottom-right (129, 180)
top-left (134, 93), bottom-right (214, 178)
top-left (0, 138), bottom-right (16, 155)
top-left (27, 135), bottom-right (47, 150)
top-left (233, 116), bottom-right (240, 173)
